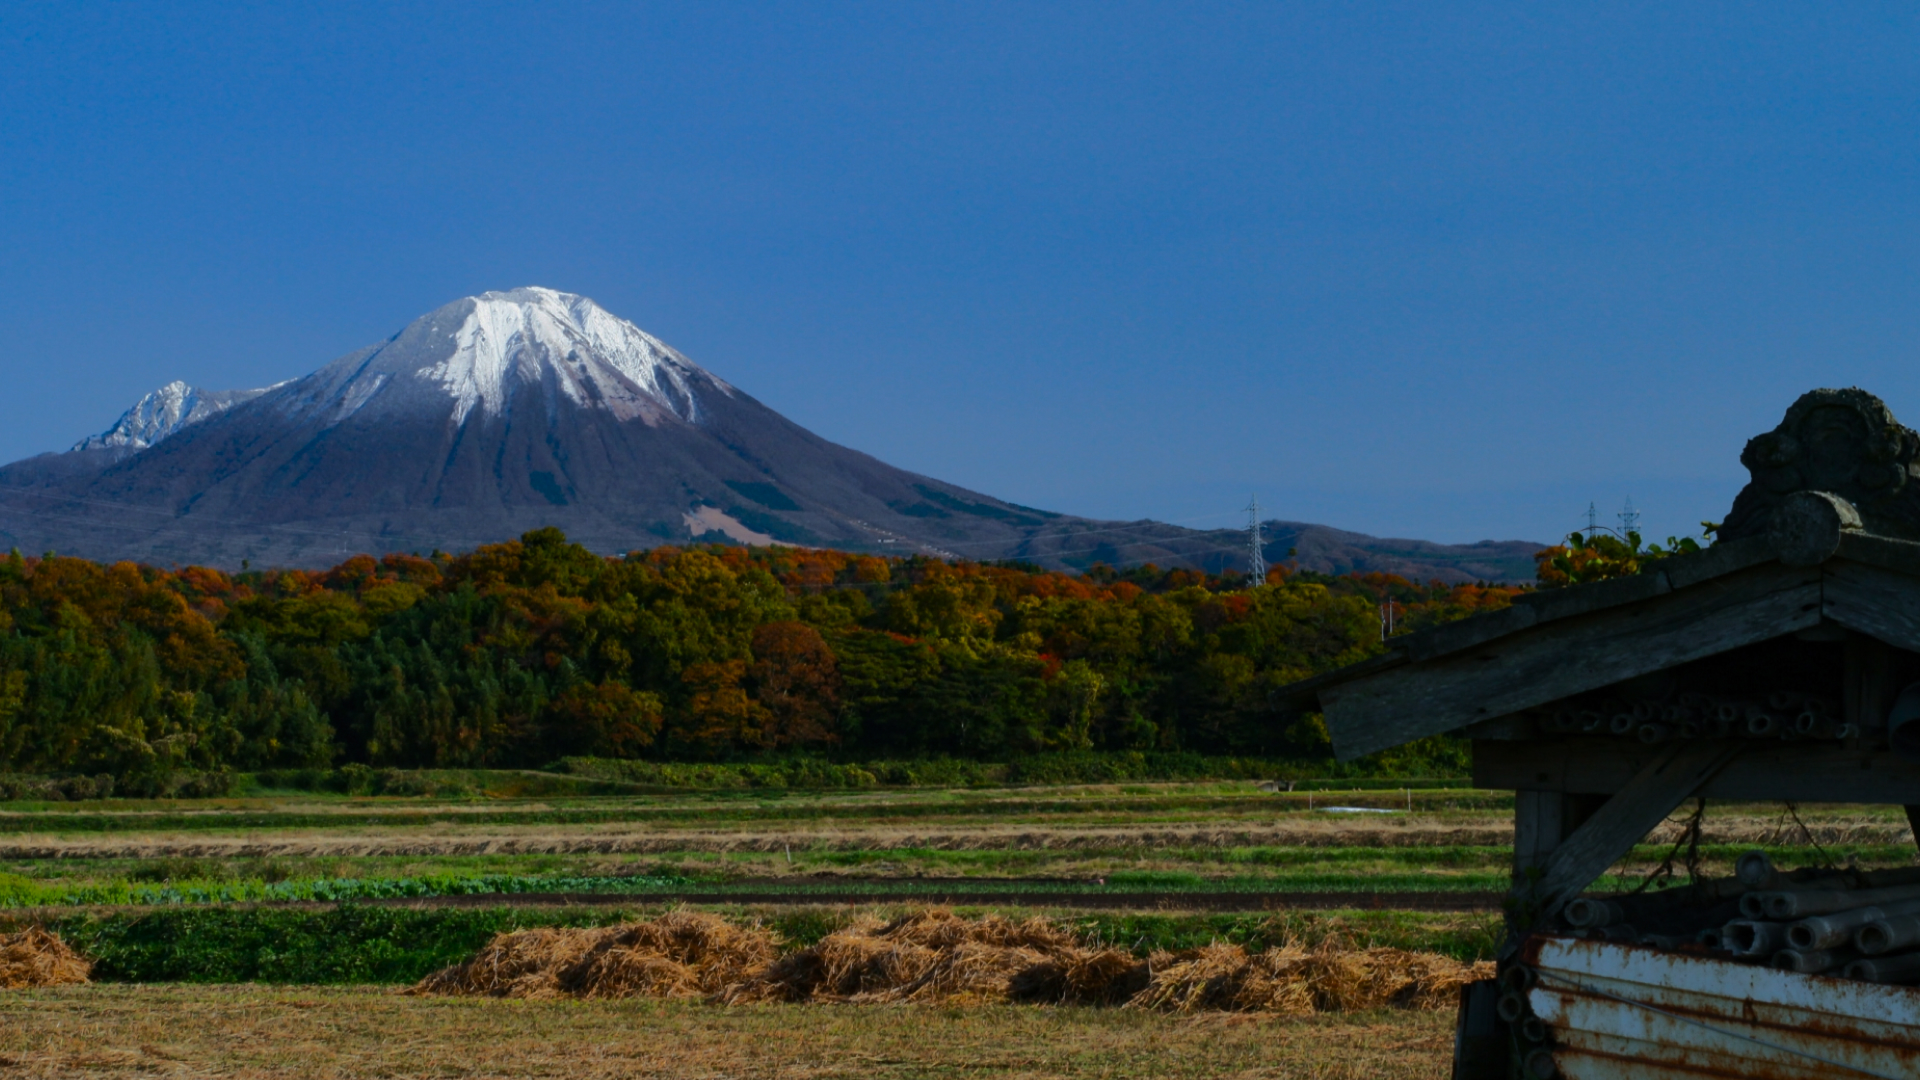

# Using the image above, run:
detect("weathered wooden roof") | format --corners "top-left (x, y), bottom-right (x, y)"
top-left (1285, 511), bottom-right (1920, 761)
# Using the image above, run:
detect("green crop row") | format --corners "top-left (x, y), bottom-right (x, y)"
top-left (1, 869), bottom-right (1524, 909)
top-left (554, 752), bottom-right (1473, 790)
top-left (0, 872), bottom-right (692, 909)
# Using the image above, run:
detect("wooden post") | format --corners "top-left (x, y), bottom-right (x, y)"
top-left (1850, 634), bottom-right (1912, 851)
top-left (1845, 632), bottom-right (1896, 746)
top-left (1511, 790), bottom-right (1566, 890)
top-left (1512, 791), bottom-right (1606, 889)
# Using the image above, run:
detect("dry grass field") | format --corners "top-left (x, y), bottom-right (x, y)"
top-left (0, 985), bottom-right (1454, 1079)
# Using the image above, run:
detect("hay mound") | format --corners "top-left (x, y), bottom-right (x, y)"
top-left (415, 912), bottom-right (777, 1000)
top-left (1129, 938), bottom-right (1491, 1015)
top-left (731, 909), bottom-right (1091, 1006)
top-left (1009, 946), bottom-right (1149, 1005)
top-left (414, 926), bottom-right (605, 999)
top-left (561, 911), bottom-right (778, 998)
top-left (419, 908), bottom-right (1487, 1014)
top-left (0, 927), bottom-right (91, 989)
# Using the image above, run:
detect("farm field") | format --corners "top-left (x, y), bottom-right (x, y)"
top-left (3, 773), bottom-right (1915, 1078)
top-left (2, 776), bottom-right (1910, 908)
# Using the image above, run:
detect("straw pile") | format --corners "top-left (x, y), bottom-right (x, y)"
top-left (1129, 937), bottom-right (1490, 1015)
top-left (726, 909), bottom-right (1487, 1011)
top-left (731, 909), bottom-right (1089, 1005)
top-left (415, 911), bottom-right (776, 999)
top-left (417, 908), bottom-right (1488, 1014)
top-left (0, 927), bottom-right (91, 989)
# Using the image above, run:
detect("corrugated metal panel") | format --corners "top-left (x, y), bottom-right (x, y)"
top-left (1524, 935), bottom-right (1920, 1079)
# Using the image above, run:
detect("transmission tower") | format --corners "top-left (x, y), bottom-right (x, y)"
top-left (1245, 496), bottom-right (1268, 584)
top-left (1585, 502), bottom-right (1600, 539)
top-left (1618, 497), bottom-right (1641, 538)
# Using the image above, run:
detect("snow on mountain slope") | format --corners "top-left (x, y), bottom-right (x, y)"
top-left (73, 381), bottom-right (274, 452)
top-left (293, 286), bottom-right (731, 430)
top-left (435, 286), bottom-right (729, 425)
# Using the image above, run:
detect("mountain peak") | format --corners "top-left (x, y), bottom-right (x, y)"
top-left (392, 286), bottom-right (729, 427)
top-left (74, 380), bottom-right (272, 452)
top-left (282, 286), bottom-right (733, 432)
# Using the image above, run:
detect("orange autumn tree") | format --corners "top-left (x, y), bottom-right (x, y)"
top-left (748, 621), bottom-right (842, 748)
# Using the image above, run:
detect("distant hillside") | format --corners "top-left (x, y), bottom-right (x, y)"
top-left (986, 519), bottom-right (1541, 583)
top-left (1263, 521), bottom-right (1542, 583)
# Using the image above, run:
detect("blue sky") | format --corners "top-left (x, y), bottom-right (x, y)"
top-left (3, 3), bottom-right (1917, 546)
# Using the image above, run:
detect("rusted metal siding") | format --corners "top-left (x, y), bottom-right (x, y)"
top-left (1524, 935), bottom-right (1920, 1079)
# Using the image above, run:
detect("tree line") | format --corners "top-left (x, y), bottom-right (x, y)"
top-left (0, 529), bottom-right (1524, 793)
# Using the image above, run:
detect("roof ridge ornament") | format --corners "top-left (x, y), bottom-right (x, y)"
top-left (1720, 388), bottom-right (1920, 544)
top-left (1767, 490), bottom-right (1862, 567)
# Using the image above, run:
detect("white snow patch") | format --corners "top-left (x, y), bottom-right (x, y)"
top-left (331, 372), bottom-right (389, 423)
top-left (75, 381), bottom-right (273, 452)
top-left (425, 287), bottom-right (729, 427)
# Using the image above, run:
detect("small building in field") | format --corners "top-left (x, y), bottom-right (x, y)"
top-left (1277, 388), bottom-right (1920, 1079)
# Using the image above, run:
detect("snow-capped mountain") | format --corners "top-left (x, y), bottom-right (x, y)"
top-left (73, 381), bottom-right (274, 452)
top-left (281, 287), bottom-right (726, 432)
top-left (0, 286), bottom-right (1089, 567)
top-left (0, 287), bottom-right (1539, 579)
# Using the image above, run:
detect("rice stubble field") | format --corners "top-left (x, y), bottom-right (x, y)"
top-left (0, 985), bottom-right (1456, 1079)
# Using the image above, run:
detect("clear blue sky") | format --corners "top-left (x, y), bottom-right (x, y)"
top-left (4, 3), bottom-right (1917, 547)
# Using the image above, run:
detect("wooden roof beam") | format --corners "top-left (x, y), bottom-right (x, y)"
top-left (1324, 562), bottom-right (1823, 760)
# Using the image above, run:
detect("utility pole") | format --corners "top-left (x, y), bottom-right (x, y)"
top-left (1245, 496), bottom-right (1268, 584)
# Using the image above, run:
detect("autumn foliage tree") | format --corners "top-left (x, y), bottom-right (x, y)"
top-left (748, 621), bottom-right (841, 748)
top-left (1533, 529), bottom-right (1705, 588)
top-left (0, 529), bottom-right (1526, 784)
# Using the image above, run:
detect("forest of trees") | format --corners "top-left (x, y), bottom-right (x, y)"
top-left (0, 529), bottom-right (1527, 793)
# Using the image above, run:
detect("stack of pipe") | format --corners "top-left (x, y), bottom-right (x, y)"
top-left (1538, 692), bottom-right (1851, 743)
top-left (1561, 851), bottom-right (1920, 984)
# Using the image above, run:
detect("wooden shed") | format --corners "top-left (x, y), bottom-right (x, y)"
top-left (1276, 388), bottom-right (1920, 1079)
